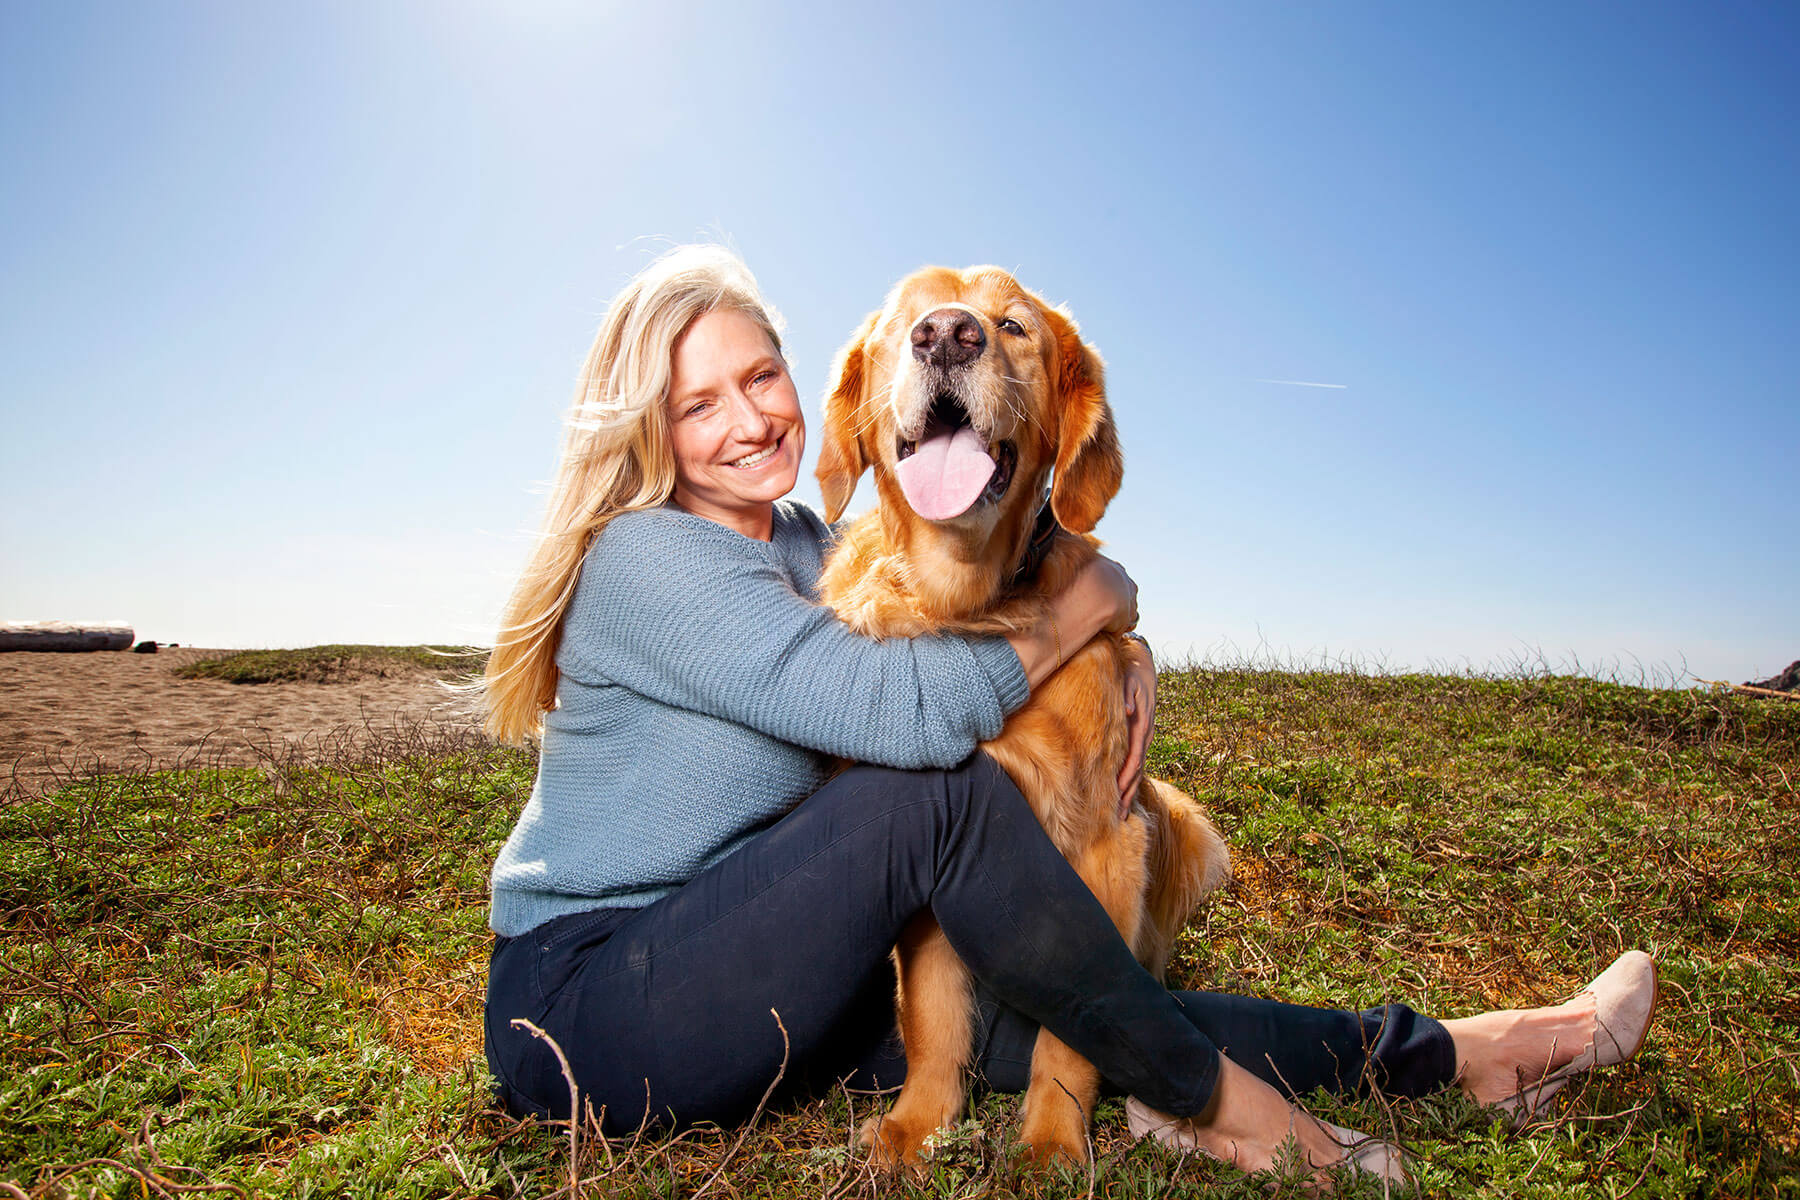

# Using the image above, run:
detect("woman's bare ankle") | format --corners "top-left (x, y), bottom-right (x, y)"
top-left (1130, 1057), bottom-right (1409, 1184)
top-left (1443, 993), bottom-right (1599, 1105)
top-left (1176, 1056), bottom-right (1345, 1176)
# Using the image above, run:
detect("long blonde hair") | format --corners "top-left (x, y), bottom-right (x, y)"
top-left (484, 245), bottom-right (785, 743)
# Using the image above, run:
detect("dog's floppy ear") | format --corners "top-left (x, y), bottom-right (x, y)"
top-left (817, 309), bottom-right (880, 523)
top-left (1048, 307), bottom-right (1123, 533)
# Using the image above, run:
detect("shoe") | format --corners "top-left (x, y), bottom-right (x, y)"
top-left (1125, 1097), bottom-right (1408, 1184)
top-left (1320, 1120), bottom-right (1408, 1184)
top-left (1492, 950), bottom-right (1659, 1126)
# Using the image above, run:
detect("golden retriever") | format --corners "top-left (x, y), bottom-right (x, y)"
top-left (815, 266), bottom-right (1232, 1167)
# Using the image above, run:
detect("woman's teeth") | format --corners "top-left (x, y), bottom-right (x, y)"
top-left (730, 440), bottom-right (780, 469)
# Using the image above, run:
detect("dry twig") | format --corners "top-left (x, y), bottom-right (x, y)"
top-left (509, 1018), bottom-right (583, 1198)
top-left (691, 1009), bottom-right (791, 1200)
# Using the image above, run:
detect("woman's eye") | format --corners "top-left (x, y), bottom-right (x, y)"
top-left (997, 318), bottom-right (1025, 336)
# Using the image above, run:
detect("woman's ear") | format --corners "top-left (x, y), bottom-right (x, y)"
top-left (1048, 308), bottom-right (1123, 534)
top-left (817, 310), bottom-right (880, 523)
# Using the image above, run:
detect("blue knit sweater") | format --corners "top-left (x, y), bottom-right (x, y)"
top-left (488, 500), bottom-right (1031, 936)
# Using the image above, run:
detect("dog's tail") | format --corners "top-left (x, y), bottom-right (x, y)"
top-left (1136, 779), bottom-right (1231, 979)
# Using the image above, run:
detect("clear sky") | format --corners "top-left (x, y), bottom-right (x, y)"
top-left (3, 1), bottom-right (1795, 684)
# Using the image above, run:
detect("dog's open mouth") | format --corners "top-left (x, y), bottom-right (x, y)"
top-left (894, 394), bottom-right (1017, 521)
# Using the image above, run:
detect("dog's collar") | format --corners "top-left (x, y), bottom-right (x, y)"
top-left (1009, 491), bottom-right (1062, 589)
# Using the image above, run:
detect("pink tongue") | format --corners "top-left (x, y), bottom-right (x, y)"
top-left (894, 426), bottom-right (996, 520)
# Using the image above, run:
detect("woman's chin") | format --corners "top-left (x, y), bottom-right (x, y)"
top-left (735, 454), bottom-right (800, 502)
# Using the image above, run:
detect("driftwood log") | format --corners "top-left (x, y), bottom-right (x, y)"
top-left (0, 622), bottom-right (135, 652)
top-left (1699, 677), bottom-right (1800, 703)
top-left (1746, 660), bottom-right (1800, 695)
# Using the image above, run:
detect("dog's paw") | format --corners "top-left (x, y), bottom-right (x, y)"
top-left (859, 1113), bottom-right (934, 1173)
top-left (1017, 1111), bottom-right (1091, 1167)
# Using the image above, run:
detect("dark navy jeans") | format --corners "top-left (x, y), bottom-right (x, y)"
top-left (484, 756), bottom-right (1454, 1134)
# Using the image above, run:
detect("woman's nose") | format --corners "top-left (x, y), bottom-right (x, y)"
top-left (726, 391), bottom-right (772, 439)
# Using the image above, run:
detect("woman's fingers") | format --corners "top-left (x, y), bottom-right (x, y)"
top-left (1117, 650), bottom-right (1155, 819)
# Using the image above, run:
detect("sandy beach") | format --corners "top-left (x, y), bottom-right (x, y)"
top-left (1, 647), bottom-right (482, 796)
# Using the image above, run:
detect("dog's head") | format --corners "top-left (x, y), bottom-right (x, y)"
top-left (818, 267), bottom-right (1122, 553)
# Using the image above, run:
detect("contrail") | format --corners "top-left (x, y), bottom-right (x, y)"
top-left (1253, 378), bottom-right (1348, 389)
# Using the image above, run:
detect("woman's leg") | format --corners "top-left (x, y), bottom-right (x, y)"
top-left (485, 755), bottom-right (1223, 1134)
top-left (971, 988), bottom-right (1454, 1100)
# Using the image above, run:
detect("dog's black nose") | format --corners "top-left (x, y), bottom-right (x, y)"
top-left (911, 308), bottom-right (986, 368)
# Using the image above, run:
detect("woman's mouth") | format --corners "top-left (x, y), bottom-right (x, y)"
top-left (729, 436), bottom-right (783, 469)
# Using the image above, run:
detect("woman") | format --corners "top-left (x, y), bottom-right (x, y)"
top-left (482, 245), bottom-right (1657, 1180)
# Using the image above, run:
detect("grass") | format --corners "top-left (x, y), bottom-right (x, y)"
top-left (174, 645), bottom-right (488, 686)
top-left (3, 659), bottom-right (1797, 1198)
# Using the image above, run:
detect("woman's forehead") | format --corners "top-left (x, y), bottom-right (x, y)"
top-left (671, 310), bottom-right (780, 386)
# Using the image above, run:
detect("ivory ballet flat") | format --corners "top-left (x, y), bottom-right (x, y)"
top-left (1125, 1096), bottom-right (1408, 1184)
top-left (1319, 1119), bottom-right (1409, 1184)
top-left (1492, 949), bottom-right (1659, 1126)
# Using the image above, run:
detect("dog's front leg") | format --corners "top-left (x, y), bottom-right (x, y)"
top-left (861, 912), bottom-right (975, 1171)
top-left (1016, 1027), bottom-right (1102, 1165)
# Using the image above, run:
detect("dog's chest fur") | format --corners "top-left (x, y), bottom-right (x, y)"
top-left (819, 513), bottom-right (1136, 857)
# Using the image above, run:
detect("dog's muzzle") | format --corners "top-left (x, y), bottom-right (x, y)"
top-left (894, 393), bottom-right (1016, 521)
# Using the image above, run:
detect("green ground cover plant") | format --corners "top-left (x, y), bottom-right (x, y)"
top-left (174, 646), bottom-right (487, 686)
top-left (4, 662), bottom-right (1796, 1197)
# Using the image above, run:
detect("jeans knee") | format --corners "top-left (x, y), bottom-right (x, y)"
top-left (833, 754), bottom-right (1005, 818)
top-left (817, 755), bottom-right (1030, 884)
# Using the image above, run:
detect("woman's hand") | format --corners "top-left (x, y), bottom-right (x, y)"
top-left (1117, 636), bottom-right (1156, 819)
top-left (1006, 556), bottom-right (1141, 691)
top-left (1081, 555), bottom-right (1140, 633)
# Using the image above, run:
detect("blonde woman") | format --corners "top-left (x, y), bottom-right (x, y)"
top-left (482, 245), bottom-right (1657, 1180)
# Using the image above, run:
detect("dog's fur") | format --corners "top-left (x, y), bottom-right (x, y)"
top-left (815, 266), bottom-right (1232, 1167)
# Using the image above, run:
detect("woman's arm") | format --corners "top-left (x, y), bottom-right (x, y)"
top-left (562, 509), bottom-right (1027, 769)
top-left (936, 553), bottom-right (1149, 792)
top-left (567, 510), bottom-right (1146, 770)
top-left (1000, 558), bottom-right (1155, 819)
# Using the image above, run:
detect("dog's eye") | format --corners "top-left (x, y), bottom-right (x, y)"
top-left (996, 317), bottom-right (1026, 336)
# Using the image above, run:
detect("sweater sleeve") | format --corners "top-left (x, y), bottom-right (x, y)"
top-left (559, 509), bottom-right (1029, 769)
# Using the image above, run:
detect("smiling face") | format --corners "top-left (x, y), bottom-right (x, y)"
top-left (666, 307), bottom-right (805, 540)
top-left (870, 269), bottom-right (1053, 526)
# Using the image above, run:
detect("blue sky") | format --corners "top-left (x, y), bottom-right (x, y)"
top-left (3, 1), bottom-right (1795, 683)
